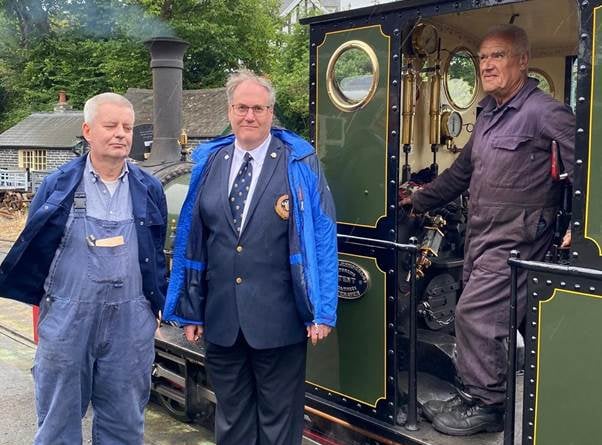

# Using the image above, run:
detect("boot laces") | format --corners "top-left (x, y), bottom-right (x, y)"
top-left (457, 403), bottom-right (480, 418)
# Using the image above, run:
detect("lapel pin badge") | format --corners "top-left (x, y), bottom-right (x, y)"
top-left (270, 152), bottom-right (277, 158)
top-left (274, 194), bottom-right (290, 220)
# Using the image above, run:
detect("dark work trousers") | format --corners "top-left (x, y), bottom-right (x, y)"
top-left (205, 332), bottom-right (307, 445)
top-left (33, 196), bottom-right (156, 444)
top-left (454, 210), bottom-right (554, 406)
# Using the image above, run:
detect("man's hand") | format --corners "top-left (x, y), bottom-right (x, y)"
top-left (399, 195), bottom-right (412, 207)
top-left (307, 324), bottom-right (332, 346)
top-left (183, 325), bottom-right (204, 342)
top-left (560, 228), bottom-right (572, 249)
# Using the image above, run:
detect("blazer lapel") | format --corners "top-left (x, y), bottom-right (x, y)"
top-left (218, 145), bottom-right (238, 235)
top-left (240, 138), bottom-right (283, 236)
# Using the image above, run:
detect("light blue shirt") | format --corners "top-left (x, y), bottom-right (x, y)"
top-left (228, 135), bottom-right (271, 229)
top-left (84, 154), bottom-right (132, 221)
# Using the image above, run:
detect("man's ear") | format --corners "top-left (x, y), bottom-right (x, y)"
top-left (519, 54), bottom-right (529, 71)
top-left (82, 122), bottom-right (91, 141)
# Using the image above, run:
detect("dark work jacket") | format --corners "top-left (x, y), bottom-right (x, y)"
top-left (413, 78), bottom-right (575, 278)
top-left (0, 155), bottom-right (168, 315)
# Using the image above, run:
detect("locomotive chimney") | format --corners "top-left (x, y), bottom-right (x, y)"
top-left (143, 36), bottom-right (189, 165)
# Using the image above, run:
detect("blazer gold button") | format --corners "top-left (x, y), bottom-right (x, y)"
top-left (236, 277), bottom-right (242, 284)
top-left (236, 245), bottom-right (243, 252)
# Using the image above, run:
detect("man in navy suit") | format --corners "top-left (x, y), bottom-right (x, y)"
top-left (163, 70), bottom-right (338, 444)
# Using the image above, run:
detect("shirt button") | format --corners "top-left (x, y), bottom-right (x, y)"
top-left (236, 245), bottom-right (243, 253)
top-left (235, 277), bottom-right (242, 284)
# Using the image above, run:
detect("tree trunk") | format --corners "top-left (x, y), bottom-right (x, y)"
top-left (5, 0), bottom-right (50, 47)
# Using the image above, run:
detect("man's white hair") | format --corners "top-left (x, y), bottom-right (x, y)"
top-left (482, 24), bottom-right (530, 58)
top-left (225, 69), bottom-right (276, 107)
top-left (83, 92), bottom-right (135, 124)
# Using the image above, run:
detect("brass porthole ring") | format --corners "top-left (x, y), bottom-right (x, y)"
top-left (326, 40), bottom-right (379, 112)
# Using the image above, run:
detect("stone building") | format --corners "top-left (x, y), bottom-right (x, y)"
top-left (0, 92), bottom-right (84, 173)
top-left (0, 86), bottom-right (279, 173)
top-left (125, 87), bottom-right (232, 149)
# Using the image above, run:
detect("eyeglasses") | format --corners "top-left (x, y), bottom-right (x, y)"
top-left (231, 104), bottom-right (271, 117)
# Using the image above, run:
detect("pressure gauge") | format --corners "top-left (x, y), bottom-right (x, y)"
top-left (441, 110), bottom-right (463, 139)
top-left (411, 23), bottom-right (439, 57)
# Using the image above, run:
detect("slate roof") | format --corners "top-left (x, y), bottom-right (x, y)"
top-left (0, 111), bottom-right (83, 148)
top-left (125, 87), bottom-right (231, 139)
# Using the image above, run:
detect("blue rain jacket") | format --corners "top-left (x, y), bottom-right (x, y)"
top-left (163, 129), bottom-right (338, 327)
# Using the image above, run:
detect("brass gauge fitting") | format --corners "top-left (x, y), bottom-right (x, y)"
top-left (401, 62), bottom-right (417, 145)
top-left (429, 67), bottom-right (442, 145)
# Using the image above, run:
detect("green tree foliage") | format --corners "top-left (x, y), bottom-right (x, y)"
top-left (0, 0), bottom-right (50, 47)
top-left (0, 0), bottom-right (287, 132)
top-left (270, 23), bottom-right (309, 138)
top-left (334, 48), bottom-right (373, 82)
top-left (153, 0), bottom-right (281, 88)
top-left (446, 50), bottom-right (477, 108)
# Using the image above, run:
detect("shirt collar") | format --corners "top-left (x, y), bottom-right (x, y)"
top-left (478, 77), bottom-right (539, 114)
top-left (85, 153), bottom-right (129, 183)
top-left (233, 134), bottom-right (271, 166)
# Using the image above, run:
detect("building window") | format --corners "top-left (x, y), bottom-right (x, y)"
top-left (18, 149), bottom-right (47, 171)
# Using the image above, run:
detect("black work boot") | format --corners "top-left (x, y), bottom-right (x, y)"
top-left (432, 400), bottom-right (504, 436)
top-left (421, 395), bottom-right (463, 422)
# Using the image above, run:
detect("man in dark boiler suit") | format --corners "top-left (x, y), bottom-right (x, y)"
top-left (402, 25), bottom-right (574, 435)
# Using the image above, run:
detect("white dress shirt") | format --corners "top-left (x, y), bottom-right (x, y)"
top-left (228, 135), bottom-right (271, 230)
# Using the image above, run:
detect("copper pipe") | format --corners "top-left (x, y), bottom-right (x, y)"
top-left (304, 405), bottom-right (401, 445)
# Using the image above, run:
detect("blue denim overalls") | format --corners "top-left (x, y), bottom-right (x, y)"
top-left (32, 177), bottom-right (157, 445)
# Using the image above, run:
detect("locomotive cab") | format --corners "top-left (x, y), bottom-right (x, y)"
top-left (300, 0), bottom-right (583, 443)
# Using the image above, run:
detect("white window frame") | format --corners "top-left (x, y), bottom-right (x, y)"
top-left (18, 149), bottom-right (47, 171)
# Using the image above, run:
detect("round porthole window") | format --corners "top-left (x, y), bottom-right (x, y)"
top-left (326, 40), bottom-right (379, 112)
top-left (529, 68), bottom-right (555, 96)
top-left (444, 47), bottom-right (479, 110)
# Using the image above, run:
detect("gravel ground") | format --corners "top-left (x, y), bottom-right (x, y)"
top-left (0, 212), bottom-right (26, 242)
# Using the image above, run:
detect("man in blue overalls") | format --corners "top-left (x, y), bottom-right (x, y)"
top-left (0, 93), bottom-right (168, 444)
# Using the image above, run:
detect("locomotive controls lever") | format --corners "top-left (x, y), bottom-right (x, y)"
top-left (405, 214), bottom-right (447, 281)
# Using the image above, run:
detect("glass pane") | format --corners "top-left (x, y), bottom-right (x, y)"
top-left (333, 48), bottom-right (374, 103)
top-left (529, 69), bottom-right (554, 96)
top-left (445, 49), bottom-right (478, 109)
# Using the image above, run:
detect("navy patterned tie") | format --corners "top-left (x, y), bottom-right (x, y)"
top-left (229, 152), bottom-right (253, 233)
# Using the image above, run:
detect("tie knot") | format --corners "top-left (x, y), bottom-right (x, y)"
top-left (244, 153), bottom-right (253, 162)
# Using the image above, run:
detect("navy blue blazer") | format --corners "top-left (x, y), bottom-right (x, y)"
top-left (191, 138), bottom-right (306, 349)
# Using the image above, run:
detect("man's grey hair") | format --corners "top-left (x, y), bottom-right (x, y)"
top-left (482, 24), bottom-right (530, 58)
top-left (226, 69), bottom-right (276, 107)
top-left (83, 92), bottom-right (135, 124)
